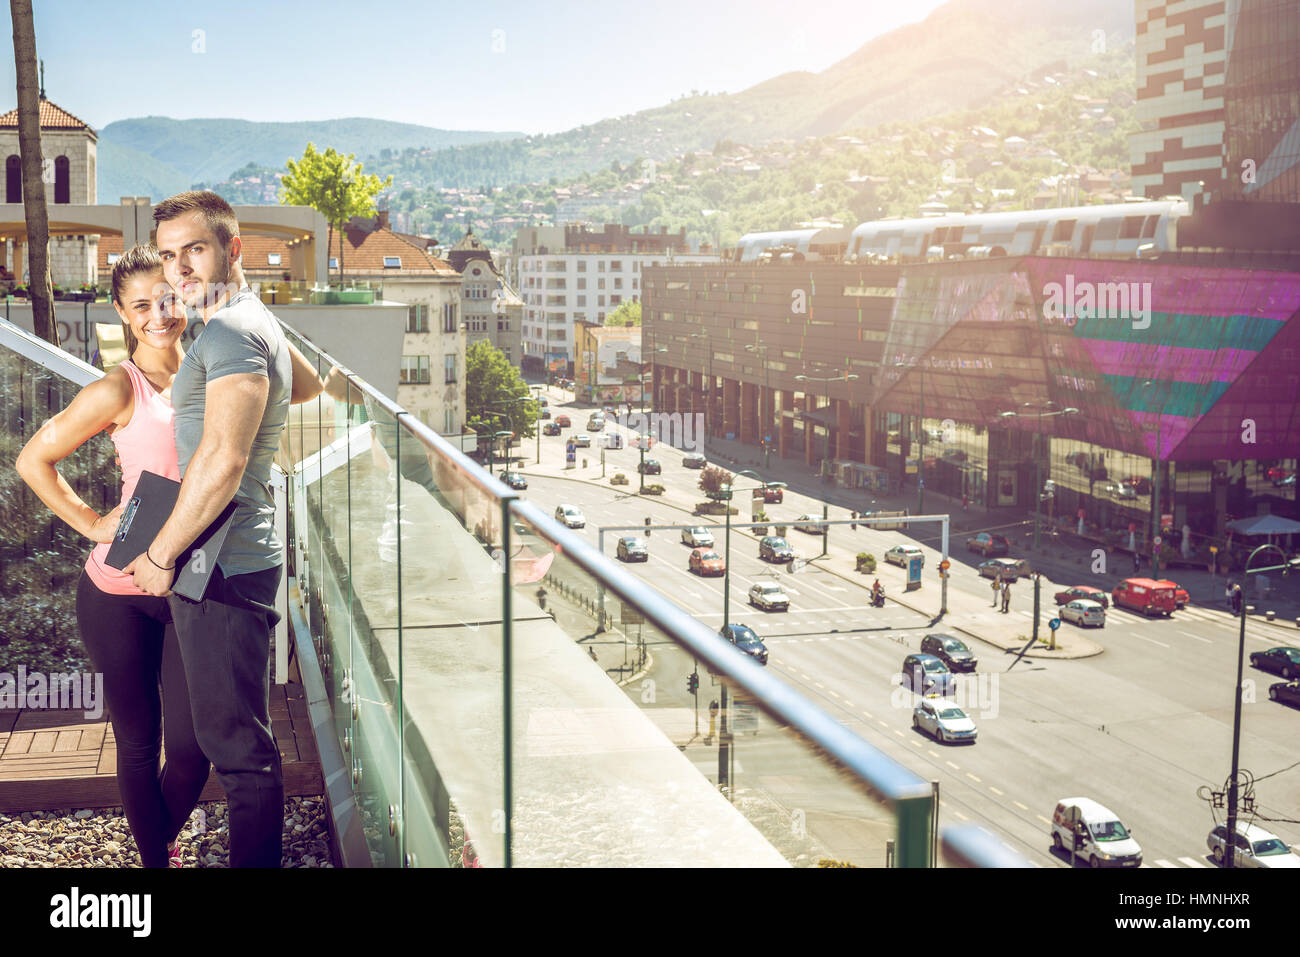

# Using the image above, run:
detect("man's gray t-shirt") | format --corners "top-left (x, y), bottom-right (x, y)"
top-left (171, 289), bottom-right (291, 576)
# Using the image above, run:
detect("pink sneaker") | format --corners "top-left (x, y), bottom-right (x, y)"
top-left (167, 840), bottom-right (182, 868)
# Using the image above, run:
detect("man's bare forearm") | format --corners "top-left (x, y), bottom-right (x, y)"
top-left (149, 445), bottom-right (246, 565)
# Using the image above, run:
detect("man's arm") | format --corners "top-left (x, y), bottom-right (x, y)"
top-left (129, 372), bottom-right (268, 595)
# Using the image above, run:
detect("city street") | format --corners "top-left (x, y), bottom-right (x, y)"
top-left (511, 389), bottom-right (1300, 867)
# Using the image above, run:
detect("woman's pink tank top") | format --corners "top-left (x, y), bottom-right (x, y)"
top-left (83, 359), bottom-right (181, 596)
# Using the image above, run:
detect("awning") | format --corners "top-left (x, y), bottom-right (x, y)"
top-left (1226, 514), bottom-right (1300, 536)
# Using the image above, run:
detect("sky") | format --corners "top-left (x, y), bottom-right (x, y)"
top-left (4, 0), bottom-right (950, 135)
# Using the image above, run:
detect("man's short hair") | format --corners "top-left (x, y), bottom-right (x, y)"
top-left (152, 190), bottom-right (239, 249)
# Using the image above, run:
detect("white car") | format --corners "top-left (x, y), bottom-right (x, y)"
top-left (792, 514), bottom-right (828, 535)
top-left (573, 433), bottom-right (592, 448)
top-left (885, 544), bottom-right (924, 567)
top-left (912, 698), bottom-right (977, 744)
top-left (554, 505), bottom-right (585, 529)
top-left (1207, 822), bottom-right (1300, 868)
top-left (681, 526), bottom-right (715, 548)
top-left (1061, 598), bottom-right (1106, 628)
top-left (748, 582), bottom-right (790, 612)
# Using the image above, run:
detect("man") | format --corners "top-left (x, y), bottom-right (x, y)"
top-left (128, 191), bottom-right (292, 868)
top-left (992, 574), bottom-right (1002, 607)
top-left (1000, 579), bottom-right (1011, 613)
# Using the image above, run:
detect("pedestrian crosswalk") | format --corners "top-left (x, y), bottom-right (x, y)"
top-left (1145, 856), bottom-right (1210, 869)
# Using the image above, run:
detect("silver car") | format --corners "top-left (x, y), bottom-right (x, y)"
top-left (681, 526), bottom-right (715, 548)
top-left (885, 544), bottom-right (924, 567)
top-left (1207, 822), bottom-right (1300, 868)
top-left (1061, 599), bottom-right (1106, 628)
top-left (748, 581), bottom-right (790, 612)
top-left (573, 433), bottom-right (592, 448)
top-left (554, 505), bottom-right (585, 529)
top-left (912, 698), bottom-right (977, 744)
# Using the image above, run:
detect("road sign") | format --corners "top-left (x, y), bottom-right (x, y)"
top-left (907, 555), bottom-right (923, 590)
top-left (1153, 535), bottom-right (1162, 547)
top-left (938, 559), bottom-right (950, 571)
top-left (1049, 618), bottom-right (1061, 631)
top-left (1209, 545), bottom-right (1219, 554)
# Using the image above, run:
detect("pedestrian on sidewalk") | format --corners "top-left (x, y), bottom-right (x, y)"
top-left (962, 492), bottom-right (969, 511)
top-left (1231, 582), bottom-right (1243, 615)
top-left (1000, 579), bottom-right (1011, 613)
top-left (1132, 550), bottom-right (1141, 575)
top-left (536, 585), bottom-right (547, 612)
top-left (992, 574), bottom-right (1002, 607)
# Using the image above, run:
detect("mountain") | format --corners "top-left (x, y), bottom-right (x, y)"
top-left (96, 117), bottom-right (524, 202)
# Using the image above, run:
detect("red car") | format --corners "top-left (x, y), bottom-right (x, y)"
top-left (555, 414), bottom-right (571, 428)
top-left (1111, 578), bottom-right (1177, 617)
top-left (1153, 579), bottom-right (1189, 609)
top-left (762, 483), bottom-right (786, 504)
top-left (688, 548), bottom-right (726, 576)
top-left (1054, 585), bottom-right (1110, 610)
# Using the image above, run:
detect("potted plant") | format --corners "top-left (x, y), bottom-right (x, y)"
top-left (611, 472), bottom-right (629, 485)
top-left (856, 553), bottom-right (876, 573)
top-left (752, 510), bottom-right (768, 536)
top-left (640, 483), bottom-right (665, 495)
top-left (774, 524), bottom-right (788, 537)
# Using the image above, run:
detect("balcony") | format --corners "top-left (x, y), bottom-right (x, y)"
top-left (0, 315), bottom-right (1020, 868)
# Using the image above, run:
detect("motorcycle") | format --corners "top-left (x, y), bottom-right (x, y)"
top-left (870, 589), bottom-right (885, 608)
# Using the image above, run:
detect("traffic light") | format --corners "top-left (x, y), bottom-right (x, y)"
top-left (687, 672), bottom-right (699, 695)
top-left (644, 516), bottom-right (652, 537)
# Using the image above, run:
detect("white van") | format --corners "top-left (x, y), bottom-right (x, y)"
top-left (1051, 798), bottom-right (1142, 868)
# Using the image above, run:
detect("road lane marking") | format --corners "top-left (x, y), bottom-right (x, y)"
top-left (966, 772), bottom-right (982, 783)
top-left (877, 719), bottom-right (889, 728)
top-left (929, 750), bottom-right (940, 757)
top-left (1178, 857), bottom-right (1208, 868)
top-left (909, 739), bottom-right (922, 747)
top-left (1037, 815), bottom-right (1052, 825)
top-left (1013, 800), bottom-right (1029, 811)
top-left (1154, 859), bottom-right (1178, 869)
top-left (989, 786), bottom-right (1004, 796)
top-left (814, 682), bottom-right (825, 689)
top-left (894, 730), bottom-right (904, 737)
top-left (1179, 630), bottom-right (1213, 644)
top-left (827, 689), bottom-right (840, 698)
top-left (946, 760), bottom-right (960, 769)
top-left (953, 810), bottom-right (968, 821)
top-left (1135, 634), bottom-right (1171, 648)
top-left (842, 699), bottom-right (854, 707)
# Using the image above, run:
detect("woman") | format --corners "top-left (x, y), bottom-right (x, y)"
top-left (16, 245), bottom-right (339, 867)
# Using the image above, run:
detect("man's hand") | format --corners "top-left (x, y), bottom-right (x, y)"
top-left (125, 552), bottom-right (174, 597)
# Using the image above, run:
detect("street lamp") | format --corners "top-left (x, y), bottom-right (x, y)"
top-left (1224, 544), bottom-right (1299, 866)
top-left (531, 384), bottom-right (544, 464)
top-left (794, 370), bottom-right (859, 476)
top-left (997, 402), bottom-right (1079, 550)
top-left (746, 343), bottom-right (771, 469)
top-left (477, 393), bottom-right (531, 475)
top-left (488, 429), bottom-right (512, 475)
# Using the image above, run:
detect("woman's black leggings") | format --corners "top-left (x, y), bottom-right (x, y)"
top-left (75, 571), bottom-right (211, 867)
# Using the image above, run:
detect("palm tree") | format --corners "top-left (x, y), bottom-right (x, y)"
top-left (9, 0), bottom-right (57, 346)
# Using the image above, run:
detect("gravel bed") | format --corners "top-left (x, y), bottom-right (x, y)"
top-left (0, 795), bottom-right (332, 867)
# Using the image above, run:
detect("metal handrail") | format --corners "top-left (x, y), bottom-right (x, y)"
top-left (0, 316), bottom-right (100, 386)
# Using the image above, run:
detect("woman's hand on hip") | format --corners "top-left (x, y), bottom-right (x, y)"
top-left (87, 505), bottom-right (125, 544)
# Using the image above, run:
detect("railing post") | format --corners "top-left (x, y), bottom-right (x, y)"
top-left (895, 793), bottom-right (934, 868)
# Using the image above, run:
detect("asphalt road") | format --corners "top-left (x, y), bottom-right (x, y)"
top-left (512, 399), bottom-right (1300, 868)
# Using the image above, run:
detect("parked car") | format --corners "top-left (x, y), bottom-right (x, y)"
top-left (1207, 822), bottom-right (1300, 868)
top-left (1061, 599), bottom-right (1106, 628)
top-left (689, 548), bottom-right (726, 576)
top-left (1111, 578), bottom-right (1176, 617)
top-left (920, 634), bottom-right (977, 672)
top-left (759, 536), bottom-right (794, 563)
top-left (900, 654), bottom-right (958, 697)
top-left (586, 414), bottom-right (605, 431)
top-left (978, 558), bottom-right (1023, 581)
top-left (540, 408), bottom-right (551, 419)
top-left (912, 698), bottom-right (977, 744)
top-left (543, 422), bottom-right (562, 436)
top-left (555, 415), bottom-right (571, 428)
top-left (602, 405), bottom-right (619, 417)
top-left (1051, 798), bottom-right (1142, 868)
top-left (554, 505), bottom-right (585, 528)
top-left (762, 483), bottom-right (786, 503)
top-left (1269, 680), bottom-right (1300, 708)
top-left (792, 514), bottom-right (828, 534)
top-left (885, 544), bottom-right (925, 567)
top-left (573, 433), bottom-right (592, 448)
top-left (748, 581), bottom-right (790, 611)
top-left (1054, 585), bottom-right (1109, 609)
top-left (1104, 481), bottom-right (1137, 500)
top-left (966, 532), bottom-right (1010, 557)
top-left (681, 526), bottom-right (715, 548)
top-left (637, 458), bottom-right (662, 474)
top-left (720, 623), bottom-right (768, 665)
top-left (500, 471), bottom-right (527, 490)
top-left (604, 433), bottom-right (623, 449)
top-left (1250, 646), bottom-right (1300, 679)
top-left (682, 452), bottom-right (707, 469)
top-left (616, 536), bottom-right (648, 562)
top-left (1152, 579), bottom-right (1189, 609)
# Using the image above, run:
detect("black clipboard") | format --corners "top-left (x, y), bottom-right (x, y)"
top-left (104, 470), bottom-right (239, 601)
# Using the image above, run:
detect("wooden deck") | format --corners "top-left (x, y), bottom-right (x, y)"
top-left (0, 680), bottom-right (323, 812)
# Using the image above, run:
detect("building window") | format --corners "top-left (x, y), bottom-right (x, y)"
top-left (614, 277), bottom-right (623, 289)
top-left (598, 278), bottom-right (606, 289)
top-left (598, 295), bottom-right (605, 307)
top-left (632, 279), bottom-right (638, 290)
top-left (577, 278), bottom-right (586, 289)
top-left (504, 348), bottom-right (511, 362)
top-left (444, 354), bottom-right (457, 383)
top-left (577, 295), bottom-right (586, 306)
top-left (54, 156), bottom-right (70, 204)
top-left (610, 259), bottom-right (622, 271)
top-left (400, 355), bottom-right (430, 385)
top-left (577, 261), bottom-right (587, 272)
top-left (267, 253), bottom-right (282, 266)
top-left (407, 304), bottom-right (429, 333)
top-left (106, 253), bottom-right (121, 266)
top-left (329, 257), bottom-right (339, 270)
top-left (598, 312), bottom-right (605, 322)
top-left (443, 302), bottom-right (457, 332)
top-left (498, 318), bottom-right (506, 331)
top-left (611, 295), bottom-right (622, 305)
top-left (598, 261), bottom-right (606, 272)
top-left (5, 155), bottom-right (20, 203)
top-left (383, 256), bottom-right (402, 269)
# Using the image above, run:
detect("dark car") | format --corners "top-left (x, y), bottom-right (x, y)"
top-left (1054, 585), bottom-right (1110, 610)
top-left (616, 536), bottom-right (648, 562)
top-left (682, 452), bottom-right (707, 468)
top-left (966, 532), bottom-right (1010, 557)
top-left (1250, 646), bottom-right (1300, 679)
top-left (1269, 680), bottom-right (1300, 708)
top-left (900, 654), bottom-right (958, 696)
top-left (501, 471), bottom-right (527, 490)
top-left (762, 483), bottom-right (786, 504)
top-left (759, 536), bottom-right (794, 563)
top-left (920, 634), bottom-right (978, 673)
top-left (637, 458), bottom-right (662, 474)
top-left (542, 422), bottom-right (562, 436)
top-left (720, 623), bottom-right (768, 666)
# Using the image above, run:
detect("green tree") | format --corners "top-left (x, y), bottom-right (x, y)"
top-left (604, 300), bottom-right (641, 326)
top-left (465, 340), bottom-right (538, 443)
top-left (281, 142), bottom-right (393, 282)
top-left (698, 465), bottom-right (733, 497)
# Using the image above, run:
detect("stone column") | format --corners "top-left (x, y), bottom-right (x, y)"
top-left (778, 390), bottom-right (794, 459)
top-left (739, 380), bottom-right (757, 445)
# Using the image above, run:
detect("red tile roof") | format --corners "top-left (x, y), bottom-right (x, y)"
top-left (329, 221), bottom-right (459, 278)
top-left (97, 233), bottom-right (294, 278)
top-left (0, 98), bottom-right (95, 135)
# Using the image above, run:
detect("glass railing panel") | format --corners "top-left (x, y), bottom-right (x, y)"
top-left (392, 417), bottom-right (508, 868)
top-left (506, 499), bottom-right (933, 867)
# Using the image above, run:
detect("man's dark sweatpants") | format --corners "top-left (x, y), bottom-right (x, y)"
top-left (169, 563), bottom-right (283, 867)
